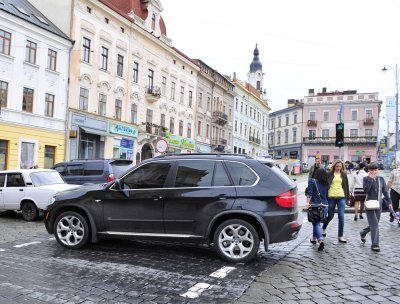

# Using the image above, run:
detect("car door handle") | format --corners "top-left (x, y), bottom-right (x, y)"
top-left (218, 194), bottom-right (227, 200)
top-left (152, 195), bottom-right (162, 201)
top-left (19, 189), bottom-right (23, 192)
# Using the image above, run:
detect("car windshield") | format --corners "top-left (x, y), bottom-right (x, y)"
top-left (30, 171), bottom-right (65, 186)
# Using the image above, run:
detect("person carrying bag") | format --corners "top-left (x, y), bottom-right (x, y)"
top-left (361, 163), bottom-right (392, 252)
top-left (349, 162), bottom-right (368, 221)
top-left (306, 168), bottom-right (329, 251)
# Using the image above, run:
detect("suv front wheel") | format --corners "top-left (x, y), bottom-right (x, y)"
top-left (54, 211), bottom-right (89, 249)
top-left (214, 219), bottom-right (259, 263)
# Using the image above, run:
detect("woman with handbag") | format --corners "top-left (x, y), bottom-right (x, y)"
top-left (361, 163), bottom-right (392, 252)
top-left (350, 162), bottom-right (368, 221)
top-left (321, 159), bottom-right (350, 243)
top-left (306, 168), bottom-right (329, 251)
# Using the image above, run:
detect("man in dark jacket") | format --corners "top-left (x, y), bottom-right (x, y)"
top-left (308, 157), bottom-right (322, 179)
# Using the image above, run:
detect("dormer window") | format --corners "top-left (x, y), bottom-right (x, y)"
top-left (151, 13), bottom-right (156, 31)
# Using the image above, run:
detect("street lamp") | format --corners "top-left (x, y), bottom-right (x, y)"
top-left (382, 64), bottom-right (399, 163)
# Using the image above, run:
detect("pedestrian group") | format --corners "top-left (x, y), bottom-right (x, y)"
top-left (306, 157), bottom-right (395, 252)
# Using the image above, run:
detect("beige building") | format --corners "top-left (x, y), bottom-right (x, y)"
top-left (29, 0), bottom-right (199, 163)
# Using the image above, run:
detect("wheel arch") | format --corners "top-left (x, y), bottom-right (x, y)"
top-left (206, 211), bottom-right (270, 250)
top-left (19, 198), bottom-right (38, 210)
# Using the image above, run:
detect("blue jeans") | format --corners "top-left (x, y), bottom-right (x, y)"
top-left (322, 197), bottom-right (346, 237)
top-left (312, 206), bottom-right (328, 241)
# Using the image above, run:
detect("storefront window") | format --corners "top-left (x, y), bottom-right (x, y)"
top-left (20, 142), bottom-right (35, 169)
top-left (79, 133), bottom-right (97, 159)
top-left (0, 140), bottom-right (8, 170)
top-left (44, 145), bottom-right (55, 169)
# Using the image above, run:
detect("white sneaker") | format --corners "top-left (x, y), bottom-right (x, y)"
top-left (338, 237), bottom-right (347, 243)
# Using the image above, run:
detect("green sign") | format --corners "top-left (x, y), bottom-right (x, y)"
top-left (109, 123), bottom-right (138, 137)
top-left (167, 133), bottom-right (196, 149)
top-left (181, 138), bottom-right (196, 149)
top-left (355, 150), bottom-right (365, 155)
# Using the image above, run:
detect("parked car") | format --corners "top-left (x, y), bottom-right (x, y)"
top-left (0, 169), bottom-right (79, 221)
top-left (52, 159), bottom-right (133, 185)
top-left (44, 153), bottom-right (301, 263)
top-left (377, 159), bottom-right (384, 170)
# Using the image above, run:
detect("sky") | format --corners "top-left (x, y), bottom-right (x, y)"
top-left (161, 0), bottom-right (400, 126)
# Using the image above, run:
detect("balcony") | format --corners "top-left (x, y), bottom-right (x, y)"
top-left (307, 120), bottom-right (317, 126)
top-left (364, 117), bottom-right (374, 125)
top-left (213, 111), bottom-right (228, 126)
top-left (249, 136), bottom-right (261, 144)
top-left (303, 136), bottom-right (377, 146)
top-left (137, 123), bottom-right (167, 144)
top-left (145, 86), bottom-right (161, 102)
top-left (212, 138), bottom-right (227, 146)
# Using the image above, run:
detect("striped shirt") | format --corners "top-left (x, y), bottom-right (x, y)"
top-left (389, 169), bottom-right (400, 194)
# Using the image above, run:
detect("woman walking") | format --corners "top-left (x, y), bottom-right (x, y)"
top-left (306, 168), bottom-right (329, 251)
top-left (350, 162), bottom-right (368, 221)
top-left (361, 163), bottom-right (392, 252)
top-left (322, 159), bottom-right (350, 243)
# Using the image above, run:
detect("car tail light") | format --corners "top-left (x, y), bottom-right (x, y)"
top-left (107, 174), bottom-right (115, 183)
top-left (275, 190), bottom-right (297, 208)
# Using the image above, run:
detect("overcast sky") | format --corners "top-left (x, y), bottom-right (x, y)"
top-left (161, 0), bottom-right (400, 121)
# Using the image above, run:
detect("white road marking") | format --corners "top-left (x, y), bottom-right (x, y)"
top-left (180, 282), bottom-right (213, 299)
top-left (209, 266), bottom-right (236, 278)
top-left (13, 241), bottom-right (41, 248)
top-left (48, 237), bottom-right (56, 241)
top-left (0, 249), bottom-right (5, 252)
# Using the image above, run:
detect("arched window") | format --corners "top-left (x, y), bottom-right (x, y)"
top-left (151, 13), bottom-right (156, 30)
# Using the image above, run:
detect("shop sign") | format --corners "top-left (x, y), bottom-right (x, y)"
top-left (181, 138), bottom-right (196, 149)
top-left (355, 150), bottom-right (365, 155)
top-left (167, 133), bottom-right (197, 150)
top-left (168, 134), bottom-right (182, 147)
top-left (120, 138), bottom-right (134, 149)
top-left (72, 113), bottom-right (107, 130)
top-left (110, 123), bottom-right (138, 137)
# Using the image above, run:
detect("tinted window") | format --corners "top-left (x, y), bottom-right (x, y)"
top-left (66, 164), bottom-right (83, 176)
top-left (6, 173), bottom-right (25, 187)
top-left (0, 173), bottom-right (5, 187)
top-left (123, 162), bottom-right (171, 189)
top-left (110, 161), bottom-right (132, 178)
top-left (53, 165), bottom-right (66, 176)
top-left (84, 162), bottom-right (104, 176)
top-left (175, 160), bottom-right (214, 187)
top-left (214, 162), bottom-right (231, 186)
top-left (225, 162), bottom-right (257, 186)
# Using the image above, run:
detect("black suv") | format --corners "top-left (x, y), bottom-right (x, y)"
top-left (52, 159), bottom-right (133, 185)
top-left (44, 154), bottom-right (301, 263)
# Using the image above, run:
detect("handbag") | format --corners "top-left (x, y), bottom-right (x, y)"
top-left (349, 194), bottom-right (355, 207)
top-left (307, 179), bottom-right (327, 223)
top-left (365, 178), bottom-right (381, 210)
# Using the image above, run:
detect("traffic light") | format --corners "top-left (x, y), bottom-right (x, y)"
top-left (335, 123), bottom-right (344, 147)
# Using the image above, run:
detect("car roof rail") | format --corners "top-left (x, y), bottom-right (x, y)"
top-left (154, 153), bottom-right (253, 159)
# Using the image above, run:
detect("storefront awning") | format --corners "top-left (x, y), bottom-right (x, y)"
top-left (80, 126), bottom-right (109, 137)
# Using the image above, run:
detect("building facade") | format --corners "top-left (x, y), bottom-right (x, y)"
top-left (0, 0), bottom-right (72, 170)
top-left (302, 88), bottom-right (381, 166)
top-left (268, 100), bottom-right (303, 160)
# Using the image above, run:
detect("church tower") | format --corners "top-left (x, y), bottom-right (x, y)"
top-left (248, 44), bottom-right (267, 100)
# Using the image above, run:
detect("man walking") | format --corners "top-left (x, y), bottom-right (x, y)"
top-left (308, 156), bottom-right (322, 179)
top-left (387, 163), bottom-right (400, 222)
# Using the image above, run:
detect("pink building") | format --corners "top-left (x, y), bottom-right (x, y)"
top-left (302, 88), bottom-right (381, 166)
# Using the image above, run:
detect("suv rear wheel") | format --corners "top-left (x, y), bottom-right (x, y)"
top-left (54, 211), bottom-right (89, 249)
top-left (213, 219), bottom-right (259, 263)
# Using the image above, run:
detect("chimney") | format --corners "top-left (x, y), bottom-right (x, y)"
top-left (233, 72), bottom-right (236, 81)
top-left (322, 87), bottom-right (327, 93)
top-left (308, 89), bottom-right (314, 96)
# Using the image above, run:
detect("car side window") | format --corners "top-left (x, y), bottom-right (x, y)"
top-left (53, 165), bottom-right (66, 176)
top-left (225, 162), bottom-right (257, 186)
top-left (6, 173), bottom-right (25, 187)
top-left (0, 173), bottom-right (5, 187)
top-left (213, 162), bottom-right (231, 186)
top-left (175, 160), bottom-right (214, 187)
top-left (66, 164), bottom-right (84, 176)
top-left (84, 162), bottom-right (104, 176)
top-left (123, 162), bottom-right (171, 189)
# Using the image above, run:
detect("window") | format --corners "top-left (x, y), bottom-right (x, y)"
top-left (350, 129), bottom-right (358, 137)
top-left (197, 121), bottom-right (202, 136)
top-left (179, 120), bottom-right (183, 136)
top-left (25, 40), bottom-right (37, 64)
top-left (285, 130), bottom-right (288, 143)
top-left (337, 110), bottom-right (341, 121)
top-left (240, 102), bottom-right (243, 113)
top-left (188, 90), bottom-right (193, 107)
top-left (244, 125), bottom-right (247, 136)
top-left (0, 173), bottom-right (4, 187)
top-left (366, 109), bottom-right (372, 119)
top-left (79, 87), bottom-right (88, 111)
top-left (22, 87), bottom-right (34, 112)
top-left (86, 6), bottom-right (91, 13)
top-left (245, 105), bottom-right (248, 115)
top-left (0, 29), bottom-right (11, 55)
top-left (131, 103), bottom-right (137, 124)
top-left (322, 129), bottom-right (329, 140)
top-left (47, 49), bottom-right (57, 71)
top-left (117, 54), bottom-right (124, 77)
top-left (323, 111), bottom-right (329, 122)
top-left (83, 162), bottom-right (103, 175)
top-left (98, 94), bottom-right (106, 116)
top-left (66, 164), bottom-right (84, 176)
top-left (0, 140), bottom-right (8, 170)
top-left (309, 130), bottom-right (316, 139)
top-left (294, 113), bottom-right (297, 124)
top-left (351, 110), bottom-right (357, 121)
top-left (206, 124), bottom-right (210, 138)
top-left (286, 116), bottom-right (289, 125)
top-left (293, 128), bottom-right (297, 142)
top-left (133, 62), bottom-right (139, 83)
top-left (175, 160), bottom-right (214, 187)
top-left (169, 117), bottom-right (174, 134)
top-left (161, 76), bottom-right (166, 95)
top-left (104, 17), bottom-right (109, 24)
top-left (160, 113), bottom-right (165, 128)
top-left (44, 93), bottom-right (54, 117)
top-left (151, 13), bottom-right (156, 30)
top-left (101, 47), bottom-right (108, 70)
top-left (240, 123), bottom-right (242, 135)
top-left (20, 142), bottom-right (34, 169)
top-left (277, 131), bottom-right (281, 144)
top-left (187, 123), bottom-right (191, 138)
top-left (44, 146), bottom-right (55, 169)
top-left (170, 81), bottom-right (175, 100)
top-left (146, 108), bottom-right (153, 124)
top-left (198, 92), bottom-right (203, 108)
top-left (309, 112), bottom-right (316, 121)
top-left (180, 86), bottom-right (184, 103)
top-left (207, 97), bottom-right (210, 111)
top-left (148, 69), bottom-right (154, 88)
top-left (365, 129), bottom-right (373, 137)
top-left (234, 120), bottom-right (237, 132)
top-left (278, 116), bottom-right (281, 127)
top-left (123, 162), bottom-right (171, 189)
top-left (115, 99), bottom-right (122, 120)
top-left (82, 37), bottom-right (91, 63)
top-left (0, 80), bottom-right (8, 108)
top-left (225, 161), bottom-right (257, 186)
top-left (6, 173), bottom-right (25, 187)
